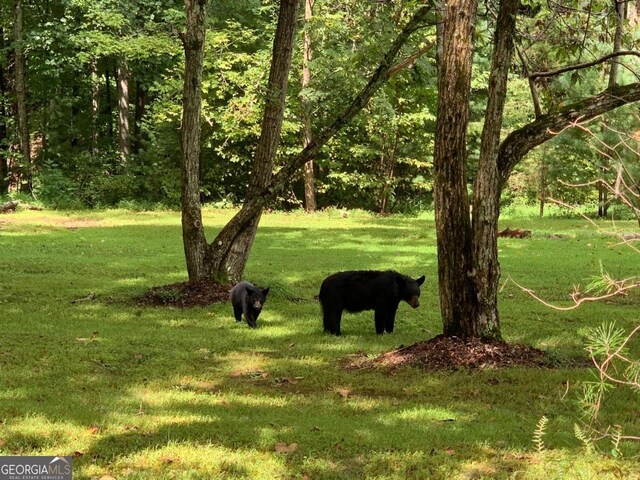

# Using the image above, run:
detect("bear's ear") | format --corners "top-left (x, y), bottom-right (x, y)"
top-left (415, 275), bottom-right (426, 286)
top-left (262, 287), bottom-right (270, 297)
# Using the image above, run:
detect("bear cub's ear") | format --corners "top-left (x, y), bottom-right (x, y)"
top-left (262, 287), bottom-right (270, 297)
top-left (415, 275), bottom-right (426, 286)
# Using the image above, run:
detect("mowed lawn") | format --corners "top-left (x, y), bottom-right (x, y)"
top-left (0, 207), bottom-right (638, 479)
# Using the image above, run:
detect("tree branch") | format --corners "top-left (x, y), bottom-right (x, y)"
top-left (497, 81), bottom-right (640, 188)
top-left (529, 50), bottom-right (640, 79)
top-left (388, 43), bottom-right (434, 78)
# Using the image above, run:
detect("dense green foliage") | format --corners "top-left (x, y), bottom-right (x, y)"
top-left (0, 209), bottom-right (639, 478)
top-left (0, 0), bottom-right (638, 212)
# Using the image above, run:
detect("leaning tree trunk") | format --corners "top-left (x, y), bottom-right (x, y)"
top-left (180, 0), bottom-right (210, 281)
top-left (213, 0), bottom-right (299, 282)
top-left (468, 0), bottom-right (519, 340)
top-left (116, 57), bottom-right (130, 163)
top-left (13, 0), bottom-right (30, 193)
top-left (433, 0), bottom-right (478, 337)
top-left (301, 0), bottom-right (317, 212)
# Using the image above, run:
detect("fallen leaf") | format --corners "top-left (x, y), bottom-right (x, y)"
top-left (88, 425), bottom-right (100, 434)
top-left (72, 451), bottom-right (83, 457)
top-left (335, 388), bottom-right (350, 399)
top-left (445, 448), bottom-right (455, 456)
top-left (160, 456), bottom-right (175, 464)
top-left (274, 442), bottom-right (298, 453)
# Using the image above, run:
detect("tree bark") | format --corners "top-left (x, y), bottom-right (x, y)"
top-left (433, 0), bottom-right (478, 337)
top-left (206, 4), bottom-right (436, 282)
top-left (181, 0), bottom-right (210, 281)
top-left (301, 0), bottom-right (316, 212)
top-left (13, 0), bottom-right (30, 193)
top-left (0, 27), bottom-right (8, 195)
top-left (467, 0), bottom-right (519, 340)
top-left (116, 58), bottom-right (131, 162)
top-left (211, 0), bottom-right (299, 282)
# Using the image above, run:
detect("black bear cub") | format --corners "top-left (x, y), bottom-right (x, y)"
top-left (230, 281), bottom-right (270, 328)
top-left (319, 270), bottom-right (425, 335)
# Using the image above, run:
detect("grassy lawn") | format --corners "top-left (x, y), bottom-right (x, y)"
top-left (0, 207), bottom-right (638, 479)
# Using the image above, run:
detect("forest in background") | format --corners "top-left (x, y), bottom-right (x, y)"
top-left (0, 0), bottom-right (639, 214)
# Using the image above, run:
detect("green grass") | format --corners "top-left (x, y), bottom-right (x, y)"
top-left (0, 208), bottom-right (639, 479)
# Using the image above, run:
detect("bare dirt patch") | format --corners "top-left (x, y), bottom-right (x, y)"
top-left (137, 279), bottom-right (233, 308)
top-left (346, 335), bottom-right (585, 371)
top-left (0, 214), bottom-right (103, 229)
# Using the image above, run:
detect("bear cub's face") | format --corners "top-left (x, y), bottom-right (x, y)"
top-left (397, 275), bottom-right (425, 309)
top-left (247, 286), bottom-right (270, 311)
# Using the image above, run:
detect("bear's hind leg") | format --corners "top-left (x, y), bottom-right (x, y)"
top-left (323, 307), bottom-right (342, 336)
top-left (374, 309), bottom-right (387, 335)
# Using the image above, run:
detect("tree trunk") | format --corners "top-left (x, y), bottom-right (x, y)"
top-left (433, 0), bottom-right (478, 337)
top-left (91, 59), bottom-right (99, 157)
top-left (378, 133), bottom-right (398, 214)
top-left (599, 0), bottom-right (626, 217)
top-left (71, 81), bottom-right (80, 147)
top-left (13, 0), bottom-right (30, 193)
top-left (0, 27), bottom-right (8, 195)
top-left (210, 0), bottom-right (299, 282)
top-left (206, 4), bottom-right (436, 282)
top-left (468, 0), bottom-right (519, 340)
top-left (116, 58), bottom-right (130, 162)
top-left (133, 81), bottom-right (147, 154)
top-left (301, 0), bottom-right (316, 212)
top-left (181, 0), bottom-right (210, 281)
top-left (538, 148), bottom-right (546, 217)
top-left (104, 62), bottom-right (113, 139)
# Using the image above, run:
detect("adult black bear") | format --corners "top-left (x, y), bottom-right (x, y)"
top-left (319, 270), bottom-right (425, 335)
top-left (230, 281), bottom-right (270, 328)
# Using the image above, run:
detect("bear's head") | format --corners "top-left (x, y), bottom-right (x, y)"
top-left (248, 286), bottom-right (270, 311)
top-left (396, 274), bottom-right (425, 308)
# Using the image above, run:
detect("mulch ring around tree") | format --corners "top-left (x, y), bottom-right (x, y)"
top-left (137, 279), bottom-right (233, 307)
top-left (345, 335), bottom-right (586, 371)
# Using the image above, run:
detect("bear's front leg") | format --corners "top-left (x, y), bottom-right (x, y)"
top-left (245, 310), bottom-right (258, 328)
top-left (233, 304), bottom-right (243, 323)
top-left (384, 307), bottom-right (398, 333)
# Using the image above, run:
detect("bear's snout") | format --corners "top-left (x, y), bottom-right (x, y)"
top-left (253, 301), bottom-right (262, 309)
top-left (409, 297), bottom-right (420, 308)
